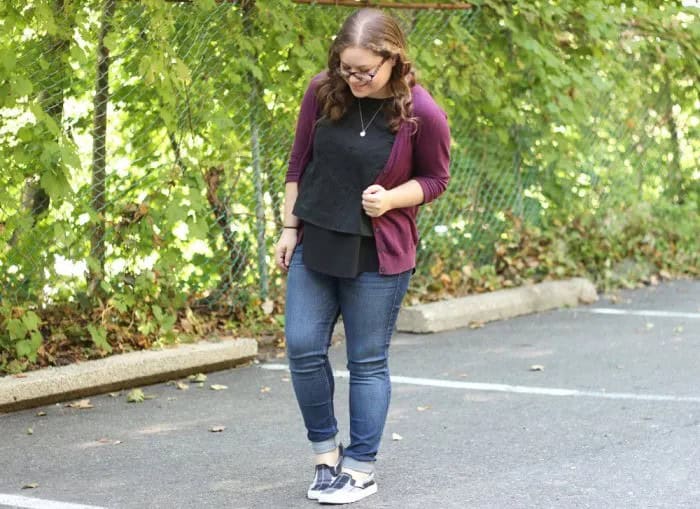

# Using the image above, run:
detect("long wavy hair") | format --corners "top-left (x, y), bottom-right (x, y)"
top-left (316, 9), bottom-right (417, 134)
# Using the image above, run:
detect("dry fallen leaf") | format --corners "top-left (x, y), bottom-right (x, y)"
top-left (469, 321), bottom-right (485, 329)
top-left (66, 399), bottom-right (94, 409)
top-left (36, 411), bottom-right (47, 417)
top-left (262, 299), bottom-right (274, 315)
top-left (529, 364), bottom-right (545, 372)
top-left (260, 386), bottom-right (271, 393)
top-left (210, 384), bottom-right (228, 391)
top-left (22, 483), bottom-right (38, 490)
top-left (189, 373), bottom-right (208, 383)
top-left (209, 426), bottom-right (226, 433)
top-left (27, 428), bottom-right (33, 435)
top-left (176, 381), bottom-right (189, 391)
top-left (97, 438), bottom-right (122, 445)
top-left (392, 433), bottom-right (403, 441)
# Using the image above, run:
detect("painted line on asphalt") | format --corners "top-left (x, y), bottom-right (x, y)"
top-left (261, 363), bottom-right (700, 403)
top-left (0, 494), bottom-right (107, 509)
top-left (581, 308), bottom-right (700, 319)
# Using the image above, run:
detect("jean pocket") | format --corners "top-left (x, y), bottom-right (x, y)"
top-left (289, 244), bottom-right (304, 267)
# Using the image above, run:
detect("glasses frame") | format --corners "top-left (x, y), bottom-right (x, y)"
top-left (338, 56), bottom-right (389, 85)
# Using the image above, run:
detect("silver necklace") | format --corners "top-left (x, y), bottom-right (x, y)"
top-left (358, 99), bottom-right (385, 137)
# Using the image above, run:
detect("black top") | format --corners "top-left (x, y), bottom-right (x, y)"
top-left (301, 223), bottom-right (380, 278)
top-left (293, 97), bottom-right (396, 277)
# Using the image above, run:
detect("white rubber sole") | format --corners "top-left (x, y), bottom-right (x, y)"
top-left (317, 482), bottom-right (378, 504)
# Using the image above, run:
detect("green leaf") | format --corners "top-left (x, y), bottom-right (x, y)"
top-left (22, 311), bottom-right (41, 331)
top-left (173, 60), bottom-right (191, 84)
top-left (165, 201), bottom-right (187, 224)
top-left (59, 144), bottom-right (81, 170)
top-left (70, 44), bottom-right (88, 65)
top-left (87, 324), bottom-right (112, 353)
top-left (29, 331), bottom-right (43, 353)
top-left (159, 314), bottom-right (176, 333)
top-left (15, 339), bottom-right (32, 358)
top-left (7, 319), bottom-right (27, 341)
top-left (100, 280), bottom-right (112, 294)
top-left (103, 33), bottom-right (120, 53)
top-left (85, 256), bottom-right (103, 275)
top-left (109, 297), bottom-right (129, 313)
top-left (127, 388), bottom-right (145, 403)
top-left (17, 126), bottom-right (33, 142)
top-left (12, 76), bottom-right (33, 97)
top-left (0, 48), bottom-right (16, 71)
top-left (40, 170), bottom-right (72, 201)
top-left (139, 55), bottom-right (157, 84)
top-left (189, 216), bottom-right (210, 239)
top-left (152, 305), bottom-right (164, 322)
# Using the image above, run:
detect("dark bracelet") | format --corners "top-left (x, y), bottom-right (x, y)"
top-left (283, 226), bottom-right (299, 229)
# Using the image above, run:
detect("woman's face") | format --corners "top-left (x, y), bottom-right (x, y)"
top-left (338, 46), bottom-right (393, 99)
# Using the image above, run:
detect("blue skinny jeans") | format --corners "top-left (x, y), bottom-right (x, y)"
top-left (285, 245), bottom-right (410, 473)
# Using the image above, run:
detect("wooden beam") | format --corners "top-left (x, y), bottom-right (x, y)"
top-left (291, 0), bottom-right (473, 10)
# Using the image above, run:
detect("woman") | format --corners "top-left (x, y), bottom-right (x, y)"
top-left (274, 8), bottom-right (450, 505)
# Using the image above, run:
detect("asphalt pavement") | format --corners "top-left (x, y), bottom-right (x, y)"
top-left (1, 279), bottom-right (698, 509)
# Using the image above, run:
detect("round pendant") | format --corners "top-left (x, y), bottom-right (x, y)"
top-left (360, 130), bottom-right (366, 137)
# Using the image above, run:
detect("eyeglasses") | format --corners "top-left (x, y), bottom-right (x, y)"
top-left (338, 57), bottom-right (389, 84)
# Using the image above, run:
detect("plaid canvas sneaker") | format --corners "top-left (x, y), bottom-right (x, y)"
top-left (317, 471), bottom-right (377, 505)
top-left (307, 444), bottom-right (344, 500)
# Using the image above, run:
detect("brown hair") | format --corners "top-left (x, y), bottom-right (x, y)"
top-left (316, 9), bottom-right (417, 134)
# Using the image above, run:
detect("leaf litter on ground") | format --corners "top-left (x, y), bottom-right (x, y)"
top-left (66, 399), bottom-right (94, 409)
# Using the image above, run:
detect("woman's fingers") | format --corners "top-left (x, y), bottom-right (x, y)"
top-left (275, 235), bottom-right (297, 271)
top-left (284, 244), bottom-right (293, 269)
top-left (275, 244), bottom-right (288, 271)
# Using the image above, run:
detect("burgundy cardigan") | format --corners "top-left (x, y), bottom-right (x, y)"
top-left (286, 73), bottom-right (451, 275)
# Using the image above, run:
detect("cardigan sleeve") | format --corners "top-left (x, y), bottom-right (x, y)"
top-left (286, 75), bottom-right (323, 183)
top-left (412, 97), bottom-right (451, 204)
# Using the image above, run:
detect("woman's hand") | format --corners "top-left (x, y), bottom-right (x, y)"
top-left (275, 228), bottom-right (298, 272)
top-left (362, 185), bottom-right (393, 217)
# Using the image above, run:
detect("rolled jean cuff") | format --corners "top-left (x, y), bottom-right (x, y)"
top-left (342, 457), bottom-right (375, 474)
top-left (311, 435), bottom-right (338, 455)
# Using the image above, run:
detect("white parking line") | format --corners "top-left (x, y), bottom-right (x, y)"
top-left (0, 494), bottom-right (107, 509)
top-left (261, 363), bottom-right (700, 403)
top-left (580, 308), bottom-right (700, 319)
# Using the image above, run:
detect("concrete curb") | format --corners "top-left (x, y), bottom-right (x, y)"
top-left (0, 337), bottom-right (257, 414)
top-left (0, 278), bottom-right (596, 413)
top-left (396, 277), bottom-right (598, 333)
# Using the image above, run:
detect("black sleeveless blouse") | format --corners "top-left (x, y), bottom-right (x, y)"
top-left (293, 97), bottom-right (396, 277)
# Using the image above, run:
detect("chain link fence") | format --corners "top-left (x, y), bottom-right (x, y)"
top-left (1, 1), bottom-right (697, 314)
